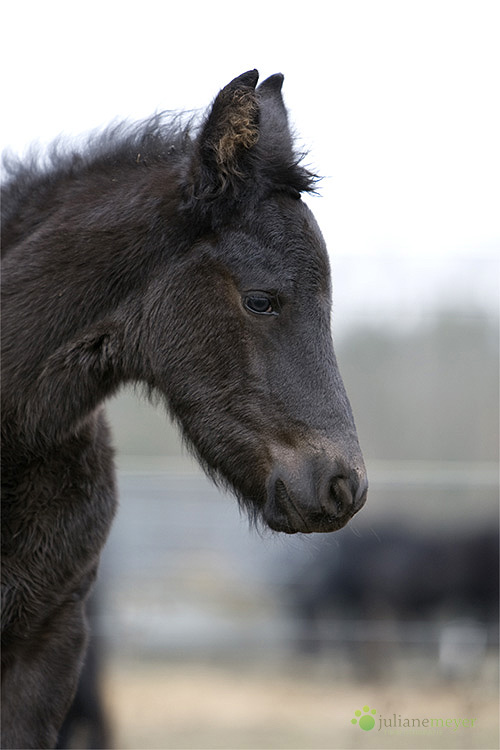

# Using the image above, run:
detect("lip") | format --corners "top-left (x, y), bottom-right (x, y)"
top-left (265, 511), bottom-right (354, 535)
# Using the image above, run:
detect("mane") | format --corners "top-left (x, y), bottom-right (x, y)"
top-left (1, 112), bottom-right (195, 243)
top-left (1, 106), bottom-right (318, 252)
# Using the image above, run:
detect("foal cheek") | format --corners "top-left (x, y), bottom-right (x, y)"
top-left (141, 269), bottom-right (249, 413)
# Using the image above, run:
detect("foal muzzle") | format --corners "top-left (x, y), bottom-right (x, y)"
top-left (264, 454), bottom-right (368, 534)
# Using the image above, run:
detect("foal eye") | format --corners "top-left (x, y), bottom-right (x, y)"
top-left (243, 293), bottom-right (280, 316)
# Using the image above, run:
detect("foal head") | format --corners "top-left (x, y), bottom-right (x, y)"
top-left (2, 70), bottom-right (367, 535)
top-left (141, 71), bottom-right (368, 533)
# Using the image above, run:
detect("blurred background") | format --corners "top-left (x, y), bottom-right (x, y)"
top-left (3, 1), bottom-right (499, 748)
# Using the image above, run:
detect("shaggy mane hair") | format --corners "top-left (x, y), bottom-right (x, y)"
top-left (2, 107), bottom-right (318, 253)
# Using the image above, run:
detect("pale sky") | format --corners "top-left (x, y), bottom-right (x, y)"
top-left (2, 0), bottom-right (499, 323)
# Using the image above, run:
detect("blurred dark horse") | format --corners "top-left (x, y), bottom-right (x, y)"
top-left (290, 525), bottom-right (499, 675)
top-left (1, 71), bottom-right (367, 748)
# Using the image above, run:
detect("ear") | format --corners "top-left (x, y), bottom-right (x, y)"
top-left (191, 70), bottom-right (260, 201)
top-left (257, 72), bottom-right (317, 197)
top-left (257, 73), bottom-right (291, 145)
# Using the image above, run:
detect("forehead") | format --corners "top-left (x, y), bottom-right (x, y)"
top-left (218, 196), bottom-right (331, 293)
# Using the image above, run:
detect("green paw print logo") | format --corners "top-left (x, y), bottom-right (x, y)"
top-left (352, 705), bottom-right (377, 731)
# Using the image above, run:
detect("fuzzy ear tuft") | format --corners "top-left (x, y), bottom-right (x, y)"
top-left (198, 70), bottom-right (260, 182)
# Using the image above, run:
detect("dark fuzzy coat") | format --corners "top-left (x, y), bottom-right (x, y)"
top-left (1, 71), bottom-right (366, 748)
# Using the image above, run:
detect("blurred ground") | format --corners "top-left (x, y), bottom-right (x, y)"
top-left (102, 655), bottom-right (499, 750)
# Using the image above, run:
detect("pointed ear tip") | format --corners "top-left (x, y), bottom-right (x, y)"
top-left (231, 69), bottom-right (259, 89)
top-left (258, 73), bottom-right (285, 93)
